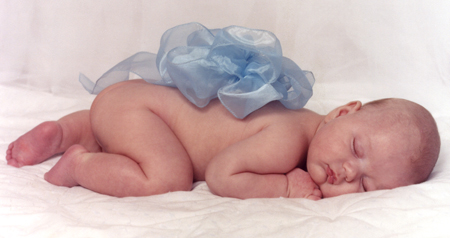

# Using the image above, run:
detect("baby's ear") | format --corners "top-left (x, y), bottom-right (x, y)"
top-left (323, 101), bottom-right (362, 124)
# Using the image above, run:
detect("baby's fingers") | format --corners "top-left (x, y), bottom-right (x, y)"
top-left (306, 195), bottom-right (321, 201)
top-left (306, 188), bottom-right (323, 201)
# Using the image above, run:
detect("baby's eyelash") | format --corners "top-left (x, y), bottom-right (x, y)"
top-left (361, 177), bottom-right (366, 192)
top-left (352, 138), bottom-right (362, 158)
top-left (352, 138), bottom-right (357, 157)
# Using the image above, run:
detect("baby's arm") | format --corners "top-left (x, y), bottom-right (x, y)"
top-left (205, 125), bottom-right (322, 200)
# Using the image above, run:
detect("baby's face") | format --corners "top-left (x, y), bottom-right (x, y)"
top-left (306, 109), bottom-right (418, 198)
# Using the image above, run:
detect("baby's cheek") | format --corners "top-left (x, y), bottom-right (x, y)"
top-left (307, 165), bottom-right (325, 185)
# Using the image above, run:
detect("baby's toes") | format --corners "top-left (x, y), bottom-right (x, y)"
top-left (6, 143), bottom-right (21, 167)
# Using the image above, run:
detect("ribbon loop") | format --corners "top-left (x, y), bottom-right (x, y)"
top-left (80, 22), bottom-right (314, 119)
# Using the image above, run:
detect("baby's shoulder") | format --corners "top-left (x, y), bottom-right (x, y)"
top-left (254, 107), bottom-right (319, 141)
top-left (257, 105), bottom-right (316, 125)
top-left (249, 114), bottom-right (312, 162)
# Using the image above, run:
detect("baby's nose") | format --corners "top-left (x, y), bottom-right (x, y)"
top-left (342, 161), bottom-right (358, 182)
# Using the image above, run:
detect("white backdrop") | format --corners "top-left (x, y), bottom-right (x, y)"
top-left (2, 1), bottom-right (449, 111)
top-left (1, 1), bottom-right (450, 237)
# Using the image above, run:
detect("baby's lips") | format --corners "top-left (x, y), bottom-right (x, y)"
top-left (326, 166), bottom-right (336, 184)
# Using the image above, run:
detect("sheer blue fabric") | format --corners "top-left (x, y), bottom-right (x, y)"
top-left (80, 22), bottom-right (314, 119)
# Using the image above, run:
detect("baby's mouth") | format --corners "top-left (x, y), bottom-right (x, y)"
top-left (326, 166), bottom-right (336, 184)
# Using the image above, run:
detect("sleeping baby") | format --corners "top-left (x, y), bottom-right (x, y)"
top-left (5, 23), bottom-right (441, 200)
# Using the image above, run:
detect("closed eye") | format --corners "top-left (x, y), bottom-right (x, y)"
top-left (352, 138), bottom-right (358, 158)
top-left (361, 177), bottom-right (367, 192)
top-left (352, 137), bottom-right (363, 158)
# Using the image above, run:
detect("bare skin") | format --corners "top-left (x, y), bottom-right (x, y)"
top-left (6, 111), bottom-right (101, 167)
top-left (6, 80), bottom-right (323, 199)
top-left (6, 80), bottom-right (423, 199)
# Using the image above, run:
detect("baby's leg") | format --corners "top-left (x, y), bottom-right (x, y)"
top-left (45, 82), bottom-right (194, 197)
top-left (6, 110), bottom-right (101, 167)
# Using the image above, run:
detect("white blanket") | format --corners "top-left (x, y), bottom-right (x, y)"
top-left (1, 1), bottom-right (450, 237)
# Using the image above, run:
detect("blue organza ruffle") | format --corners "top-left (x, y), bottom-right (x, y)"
top-left (80, 22), bottom-right (314, 119)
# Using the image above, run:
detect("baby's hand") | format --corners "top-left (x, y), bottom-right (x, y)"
top-left (286, 168), bottom-right (322, 200)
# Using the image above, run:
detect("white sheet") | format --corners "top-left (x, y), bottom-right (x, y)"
top-left (1, 1), bottom-right (450, 237)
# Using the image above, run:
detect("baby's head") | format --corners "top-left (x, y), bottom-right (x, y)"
top-left (307, 98), bottom-right (440, 198)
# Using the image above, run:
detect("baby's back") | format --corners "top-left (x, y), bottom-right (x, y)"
top-left (122, 80), bottom-right (316, 181)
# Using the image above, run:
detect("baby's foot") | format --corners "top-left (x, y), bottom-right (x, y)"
top-left (6, 121), bottom-right (63, 167)
top-left (44, 144), bottom-right (86, 187)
